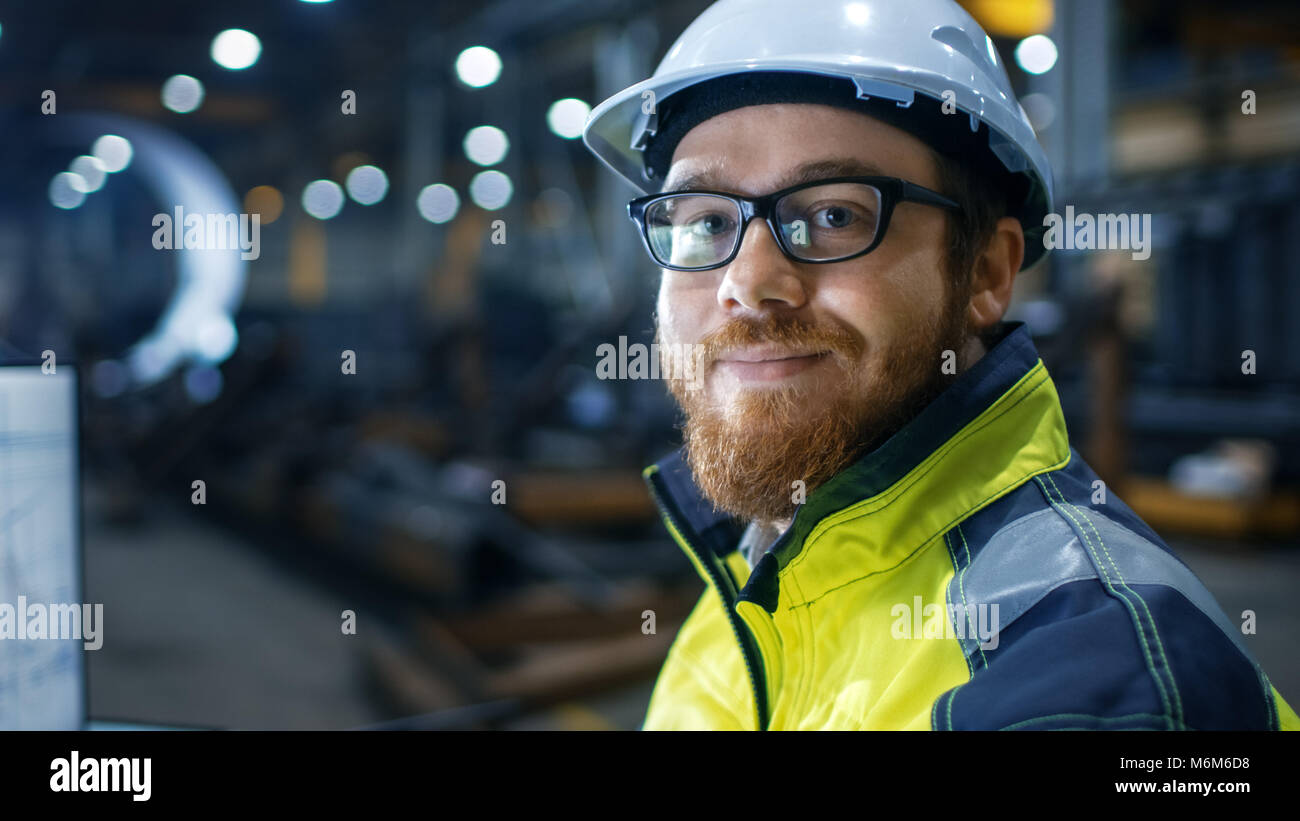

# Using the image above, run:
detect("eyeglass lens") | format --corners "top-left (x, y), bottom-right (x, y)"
top-left (643, 182), bottom-right (884, 268)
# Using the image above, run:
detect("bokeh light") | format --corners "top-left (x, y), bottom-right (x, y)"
top-left (302, 179), bottom-right (345, 219)
top-left (417, 184), bottom-right (460, 224)
top-left (469, 171), bottom-right (512, 211)
top-left (345, 165), bottom-right (389, 205)
top-left (463, 126), bottom-right (509, 166)
top-left (162, 74), bottom-right (205, 113)
top-left (455, 46), bottom-right (502, 88)
top-left (93, 135), bottom-right (134, 172)
top-left (211, 29), bottom-right (261, 70)
top-left (546, 98), bottom-right (591, 139)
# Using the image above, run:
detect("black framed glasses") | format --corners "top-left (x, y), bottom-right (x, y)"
top-left (627, 175), bottom-right (961, 272)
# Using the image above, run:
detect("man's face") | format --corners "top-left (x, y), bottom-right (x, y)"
top-left (655, 103), bottom-right (972, 526)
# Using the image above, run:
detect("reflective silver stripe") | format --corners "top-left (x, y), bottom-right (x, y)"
top-left (951, 506), bottom-right (1254, 664)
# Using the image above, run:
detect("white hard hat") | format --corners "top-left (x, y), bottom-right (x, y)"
top-left (583, 0), bottom-right (1055, 270)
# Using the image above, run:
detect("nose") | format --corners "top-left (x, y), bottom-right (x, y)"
top-left (716, 217), bottom-right (808, 313)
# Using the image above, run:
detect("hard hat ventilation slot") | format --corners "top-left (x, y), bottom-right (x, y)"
top-left (988, 130), bottom-right (1030, 174)
top-left (930, 24), bottom-right (993, 74)
top-left (852, 77), bottom-right (914, 108)
top-left (630, 109), bottom-right (660, 152)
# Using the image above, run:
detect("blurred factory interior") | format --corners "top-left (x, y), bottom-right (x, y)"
top-left (0, 0), bottom-right (1298, 729)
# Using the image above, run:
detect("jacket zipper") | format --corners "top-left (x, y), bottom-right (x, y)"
top-left (647, 469), bottom-right (770, 730)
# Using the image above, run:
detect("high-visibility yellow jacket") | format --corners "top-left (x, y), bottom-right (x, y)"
top-left (641, 322), bottom-right (1300, 730)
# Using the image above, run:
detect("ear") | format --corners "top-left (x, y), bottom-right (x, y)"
top-left (966, 216), bottom-right (1024, 332)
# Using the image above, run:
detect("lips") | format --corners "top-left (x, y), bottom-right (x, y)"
top-left (718, 347), bottom-right (827, 364)
top-left (713, 348), bottom-right (830, 383)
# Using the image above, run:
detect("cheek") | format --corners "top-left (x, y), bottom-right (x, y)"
top-left (818, 248), bottom-right (947, 343)
top-left (812, 275), bottom-right (903, 352)
top-left (657, 273), bottom-right (718, 344)
top-left (655, 282), bottom-right (680, 344)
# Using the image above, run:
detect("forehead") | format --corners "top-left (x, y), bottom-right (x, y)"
top-left (662, 103), bottom-right (939, 196)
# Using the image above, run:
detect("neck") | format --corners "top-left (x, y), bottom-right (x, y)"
top-left (960, 331), bottom-right (989, 373)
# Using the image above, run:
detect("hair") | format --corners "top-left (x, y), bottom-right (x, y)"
top-left (930, 147), bottom-right (1013, 350)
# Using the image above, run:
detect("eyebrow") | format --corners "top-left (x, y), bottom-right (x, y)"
top-left (662, 158), bottom-right (890, 195)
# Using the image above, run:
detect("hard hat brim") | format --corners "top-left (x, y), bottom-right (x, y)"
top-left (584, 60), bottom-right (1054, 270)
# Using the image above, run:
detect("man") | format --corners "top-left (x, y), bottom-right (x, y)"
top-left (583, 0), bottom-right (1298, 730)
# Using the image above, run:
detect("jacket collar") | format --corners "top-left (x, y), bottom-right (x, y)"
top-left (647, 442), bottom-right (745, 561)
top-left (645, 321), bottom-right (1072, 603)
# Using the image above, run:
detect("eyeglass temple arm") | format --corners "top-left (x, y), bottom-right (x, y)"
top-left (899, 181), bottom-right (961, 211)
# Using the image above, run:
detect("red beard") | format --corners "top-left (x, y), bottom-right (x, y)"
top-left (661, 289), bottom-right (969, 525)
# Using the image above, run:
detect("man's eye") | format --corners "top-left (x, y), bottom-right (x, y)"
top-left (684, 213), bottom-right (734, 235)
top-left (812, 205), bottom-right (861, 229)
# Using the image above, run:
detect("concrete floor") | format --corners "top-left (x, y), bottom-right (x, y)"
top-left (85, 495), bottom-right (386, 729)
top-left (82, 488), bottom-right (1300, 730)
top-left (83, 486), bottom-right (660, 730)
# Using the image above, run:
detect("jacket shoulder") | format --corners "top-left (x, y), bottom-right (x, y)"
top-left (937, 460), bottom-right (1282, 730)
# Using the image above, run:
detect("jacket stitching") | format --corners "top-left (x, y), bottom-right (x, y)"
top-left (954, 523), bottom-right (988, 670)
top-left (942, 530), bottom-right (976, 679)
top-left (1050, 475), bottom-right (1187, 728)
top-left (1049, 727), bottom-right (1162, 731)
top-left (997, 712), bottom-right (1170, 730)
top-left (966, 508), bottom-right (1096, 641)
top-left (789, 569), bottom-right (816, 725)
top-left (1260, 671), bottom-right (1280, 731)
top-left (1038, 473), bottom-right (1175, 727)
top-left (1036, 473), bottom-right (1183, 730)
top-left (937, 689), bottom-right (951, 730)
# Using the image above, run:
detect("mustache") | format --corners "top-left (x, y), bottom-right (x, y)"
top-left (697, 314), bottom-right (864, 364)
